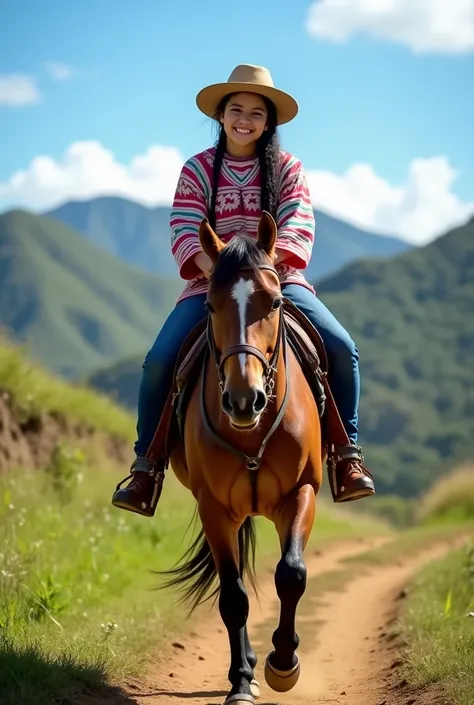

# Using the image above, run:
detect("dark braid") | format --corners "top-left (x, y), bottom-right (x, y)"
top-left (209, 128), bottom-right (227, 230)
top-left (257, 99), bottom-right (280, 218)
top-left (209, 94), bottom-right (281, 230)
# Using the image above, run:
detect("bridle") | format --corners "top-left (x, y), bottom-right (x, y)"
top-left (205, 263), bottom-right (284, 397)
top-left (199, 263), bottom-right (291, 512)
top-left (206, 299), bottom-right (282, 401)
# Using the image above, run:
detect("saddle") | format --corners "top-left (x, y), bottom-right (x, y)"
top-left (144, 298), bottom-right (355, 503)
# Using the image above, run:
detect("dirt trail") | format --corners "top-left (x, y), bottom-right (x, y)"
top-left (111, 534), bottom-right (466, 705)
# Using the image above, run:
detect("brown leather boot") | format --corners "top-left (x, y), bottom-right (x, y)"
top-left (111, 457), bottom-right (164, 517)
top-left (331, 444), bottom-right (375, 502)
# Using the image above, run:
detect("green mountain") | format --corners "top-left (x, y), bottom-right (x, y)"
top-left (87, 216), bottom-right (474, 499)
top-left (45, 196), bottom-right (412, 282)
top-left (0, 210), bottom-right (182, 378)
top-left (317, 215), bottom-right (474, 497)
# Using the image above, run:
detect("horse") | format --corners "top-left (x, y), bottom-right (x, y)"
top-left (158, 212), bottom-right (323, 704)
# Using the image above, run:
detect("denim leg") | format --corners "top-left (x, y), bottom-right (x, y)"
top-left (134, 294), bottom-right (208, 456)
top-left (282, 284), bottom-right (360, 444)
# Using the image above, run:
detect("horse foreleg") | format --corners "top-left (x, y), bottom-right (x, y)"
top-left (198, 489), bottom-right (256, 704)
top-left (264, 483), bottom-right (316, 693)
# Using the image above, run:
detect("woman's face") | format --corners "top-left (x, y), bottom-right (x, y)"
top-left (220, 92), bottom-right (268, 153)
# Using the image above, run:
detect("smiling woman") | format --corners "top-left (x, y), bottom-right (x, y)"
top-left (111, 62), bottom-right (375, 521)
top-left (220, 93), bottom-right (270, 157)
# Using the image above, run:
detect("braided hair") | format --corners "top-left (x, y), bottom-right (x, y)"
top-left (208, 93), bottom-right (281, 230)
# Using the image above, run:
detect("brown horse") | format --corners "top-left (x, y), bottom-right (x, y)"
top-left (160, 212), bottom-right (323, 704)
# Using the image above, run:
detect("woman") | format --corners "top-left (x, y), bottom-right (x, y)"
top-left (112, 64), bottom-right (375, 516)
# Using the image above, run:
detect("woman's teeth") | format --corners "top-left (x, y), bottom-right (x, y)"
top-left (235, 128), bottom-right (251, 134)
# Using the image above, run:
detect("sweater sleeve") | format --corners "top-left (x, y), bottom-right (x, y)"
top-left (170, 158), bottom-right (209, 280)
top-left (275, 157), bottom-right (315, 270)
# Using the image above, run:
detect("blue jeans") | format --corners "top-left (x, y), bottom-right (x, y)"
top-left (134, 285), bottom-right (360, 455)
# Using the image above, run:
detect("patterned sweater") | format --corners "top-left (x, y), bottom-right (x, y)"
top-left (170, 147), bottom-right (315, 302)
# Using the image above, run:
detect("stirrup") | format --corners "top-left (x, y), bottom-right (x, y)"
top-left (335, 444), bottom-right (374, 480)
top-left (327, 443), bottom-right (374, 502)
top-left (112, 457), bottom-right (166, 518)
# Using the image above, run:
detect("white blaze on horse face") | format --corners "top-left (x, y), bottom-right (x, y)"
top-left (231, 278), bottom-right (255, 377)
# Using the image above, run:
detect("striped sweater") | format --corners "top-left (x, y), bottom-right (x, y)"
top-left (170, 147), bottom-right (315, 302)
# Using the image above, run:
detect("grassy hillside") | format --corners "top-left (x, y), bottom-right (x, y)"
top-left (416, 465), bottom-right (474, 525)
top-left (318, 215), bottom-right (474, 497)
top-left (0, 210), bottom-right (182, 378)
top-left (45, 195), bottom-right (412, 282)
top-left (88, 216), bottom-right (474, 501)
top-left (0, 333), bottom-right (134, 442)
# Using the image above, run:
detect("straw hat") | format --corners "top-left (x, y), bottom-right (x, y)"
top-left (196, 64), bottom-right (299, 126)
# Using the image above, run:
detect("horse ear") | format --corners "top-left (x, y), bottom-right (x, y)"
top-left (198, 218), bottom-right (225, 262)
top-left (257, 211), bottom-right (277, 260)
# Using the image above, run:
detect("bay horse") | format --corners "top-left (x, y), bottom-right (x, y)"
top-left (159, 212), bottom-right (323, 704)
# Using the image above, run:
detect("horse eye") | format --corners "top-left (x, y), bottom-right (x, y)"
top-left (205, 300), bottom-right (214, 313)
top-left (272, 298), bottom-right (283, 310)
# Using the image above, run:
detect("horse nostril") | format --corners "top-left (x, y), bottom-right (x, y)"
top-left (222, 391), bottom-right (233, 414)
top-left (254, 389), bottom-right (267, 413)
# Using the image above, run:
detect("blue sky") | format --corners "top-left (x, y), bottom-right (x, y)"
top-left (1, 0), bottom-right (473, 243)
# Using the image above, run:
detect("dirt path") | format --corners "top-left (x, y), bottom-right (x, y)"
top-left (108, 534), bottom-right (465, 705)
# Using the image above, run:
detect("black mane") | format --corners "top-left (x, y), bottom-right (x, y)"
top-left (211, 235), bottom-right (270, 288)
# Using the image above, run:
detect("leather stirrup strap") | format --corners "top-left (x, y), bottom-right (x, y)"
top-left (145, 386), bottom-right (176, 466)
top-left (320, 373), bottom-right (351, 448)
top-left (319, 373), bottom-right (373, 499)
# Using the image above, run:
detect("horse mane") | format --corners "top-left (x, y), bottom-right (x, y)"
top-left (210, 234), bottom-right (272, 288)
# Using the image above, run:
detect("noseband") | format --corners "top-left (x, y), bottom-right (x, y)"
top-left (205, 264), bottom-right (284, 397)
top-left (200, 263), bottom-right (291, 512)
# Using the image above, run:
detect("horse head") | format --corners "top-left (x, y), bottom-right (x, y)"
top-left (198, 211), bottom-right (284, 430)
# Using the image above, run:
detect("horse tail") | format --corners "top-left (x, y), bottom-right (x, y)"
top-left (155, 512), bottom-right (258, 613)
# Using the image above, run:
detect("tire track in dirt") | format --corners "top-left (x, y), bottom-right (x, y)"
top-left (89, 532), bottom-right (470, 705)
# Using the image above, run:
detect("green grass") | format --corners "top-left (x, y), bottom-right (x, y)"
top-left (0, 452), bottom-right (205, 705)
top-left (416, 464), bottom-right (474, 525)
top-left (398, 540), bottom-right (474, 705)
top-left (0, 336), bottom-right (134, 442)
top-left (0, 443), bottom-right (388, 705)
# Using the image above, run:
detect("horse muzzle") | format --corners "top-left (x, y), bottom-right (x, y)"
top-left (222, 386), bottom-right (268, 428)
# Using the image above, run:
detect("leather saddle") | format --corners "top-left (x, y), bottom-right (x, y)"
top-left (144, 298), bottom-right (352, 500)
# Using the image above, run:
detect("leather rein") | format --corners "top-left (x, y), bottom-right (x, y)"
top-left (199, 264), bottom-right (291, 513)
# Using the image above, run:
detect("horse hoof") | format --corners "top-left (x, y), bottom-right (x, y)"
top-left (224, 694), bottom-right (255, 705)
top-left (250, 678), bottom-right (260, 698)
top-left (264, 652), bottom-right (300, 693)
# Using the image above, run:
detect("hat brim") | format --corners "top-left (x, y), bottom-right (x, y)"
top-left (196, 82), bottom-right (298, 126)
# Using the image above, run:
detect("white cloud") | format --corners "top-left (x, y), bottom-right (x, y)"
top-left (0, 141), bottom-right (472, 245)
top-left (43, 61), bottom-right (74, 81)
top-left (305, 0), bottom-right (474, 54)
top-left (0, 74), bottom-right (42, 107)
top-left (306, 156), bottom-right (474, 244)
top-left (0, 141), bottom-right (184, 211)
